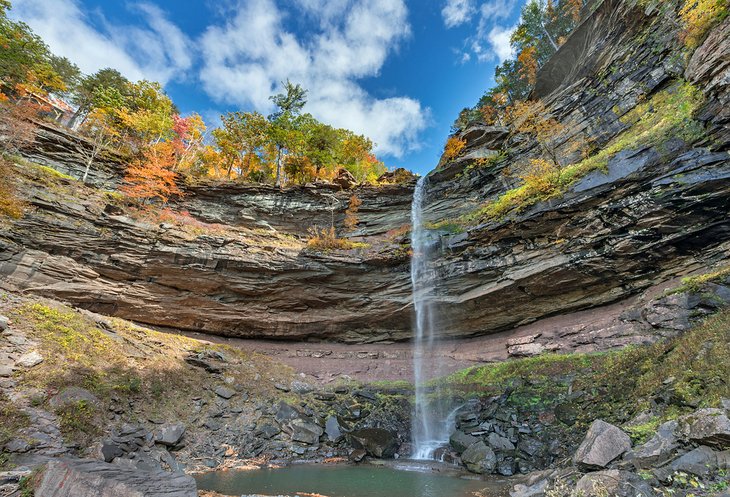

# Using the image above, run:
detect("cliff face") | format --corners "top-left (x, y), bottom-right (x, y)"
top-left (0, 0), bottom-right (728, 343)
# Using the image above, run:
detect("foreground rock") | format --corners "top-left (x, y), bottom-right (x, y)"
top-left (573, 420), bottom-right (632, 470)
top-left (36, 459), bottom-right (196, 497)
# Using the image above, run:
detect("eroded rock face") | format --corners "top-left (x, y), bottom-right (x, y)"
top-left (0, 1), bottom-right (728, 344)
top-left (36, 458), bottom-right (197, 497)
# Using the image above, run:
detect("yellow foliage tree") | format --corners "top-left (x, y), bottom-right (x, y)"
top-left (443, 136), bottom-right (466, 161)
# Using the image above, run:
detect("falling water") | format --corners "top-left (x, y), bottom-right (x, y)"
top-left (410, 176), bottom-right (453, 460)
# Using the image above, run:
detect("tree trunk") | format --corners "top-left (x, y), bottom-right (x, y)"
top-left (275, 146), bottom-right (282, 187)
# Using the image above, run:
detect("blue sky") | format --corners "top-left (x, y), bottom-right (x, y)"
top-left (10, 0), bottom-right (525, 175)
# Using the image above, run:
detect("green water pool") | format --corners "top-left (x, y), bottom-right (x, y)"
top-left (195, 462), bottom-right (509, 497)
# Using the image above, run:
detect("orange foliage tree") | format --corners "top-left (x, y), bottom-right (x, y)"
top-left (121, 142), bottom-right (182, 203)
top-left (443, 136), bottom-right (466, 161)
top-left (517, 46), bottom-right (539, 87)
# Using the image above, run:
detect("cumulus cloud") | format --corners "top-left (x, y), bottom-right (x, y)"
top-left (199, 0), bottom-right (429, 157)
top-left (442, 0), bottom-right (475, 28)
top-left (10, 0), bottom-right (193, 84)
top-left (445, 0), bottom-right (522, 63)
top-left (487, 24), bottom-right (516, 62)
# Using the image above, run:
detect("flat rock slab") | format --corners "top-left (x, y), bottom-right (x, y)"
top-left (36, 459), bottom-right (197, 497)
top-left (573, 419), bottom-right (632, 470)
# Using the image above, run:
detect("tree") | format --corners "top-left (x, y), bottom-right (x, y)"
top-left (69, 68), bottom-right (130, 128)
top-left (78, 107), bottom-right (117, 183)
top-left (48, 55), bottom-right (81, 98)
top-left (121, 142), bottom-right (182, 203)
top-left (269, 80), bottom-right (308, 186)
top-left (213, 111), bottom-right (269, 178)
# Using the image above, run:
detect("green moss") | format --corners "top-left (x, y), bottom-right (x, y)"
top-left (56, 399), bottom-right (100, 445)
top-left (625, 417), bottom-right (662, 444)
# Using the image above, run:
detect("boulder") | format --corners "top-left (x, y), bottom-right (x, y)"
top-left (154, 423), bottom-right (185, 447)
top-left (654, 446), bottom-right (722, 483)
top-left (36, 458), bottom-right (196, 497)
top-left (49, 387), bottom-right (100, 410)
top-left (461, 441), bottom-right (497, 474)
top-left (575, 470), bottom-right (654, 497)
top-left (573, 420), bottom-right (631, 470)
top-left (628, 420), bottom-right (679, 468)
top-left (679, 408), bottom-right (730, 449)
top-left (488, 432), bottom-right (516, 451)
top-left (16, 351), bottom-right (43, 368)
top-left (348, 428), bottom-right (398, 458)
top-left (333, 168), bottom-right (357, 189)
top-left (450, 430), bottom-right (479, 453)
top-left (349, 448), bottom-right (367, 462)
top-left (213, 386), bottom-right (235, 400)
top-left (275, 402), bottom-right (302, 424)
top-left (290, 418), bottom-right (324, 445)
top-left (290, 381), bottom-right (313, 394)
top-left (0, 315), bottom-right (9, 331)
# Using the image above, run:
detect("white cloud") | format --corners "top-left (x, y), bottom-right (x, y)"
top-left (442, 0), bottom-right (475, 28)
top-left (199, 0), bottom-right (428, 158)
top-left (444, 0), bottom-right (522, 63)
top-left (10, 0), bottom-right (193, 84)
top-left (487, 24), bottom-right (516, 62)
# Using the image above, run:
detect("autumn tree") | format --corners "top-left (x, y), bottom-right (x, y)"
top-left (213, 111), bottom-right (269, 179)
top-left (121, 142), bottom-right (182, 203)
top-left (78, 107), bottom-right (117, 183)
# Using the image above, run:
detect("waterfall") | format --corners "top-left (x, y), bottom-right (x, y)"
top-left (410, 176), bottom-right (452, 460)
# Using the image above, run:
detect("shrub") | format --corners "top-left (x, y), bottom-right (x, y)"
top-left (0, 158), bottom-right (24, 219)
top-left (344, 195), bottom-right (362, 231)
top-left (443, 136), bottom-right (466, 161)
top-left (679, 0), bottom-right (728, 49)
top-left (307, 226), bottom-right (358, 251)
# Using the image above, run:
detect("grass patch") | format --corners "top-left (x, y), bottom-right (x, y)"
top-left (457, 81), bottom-right (706, 225)
top-left (306, 226), bottom-right (370, 251)
top-left (667, 265), bottom-right (730, 295)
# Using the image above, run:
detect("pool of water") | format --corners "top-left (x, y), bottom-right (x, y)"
top-left (195, 462), bottom-right (509, 497)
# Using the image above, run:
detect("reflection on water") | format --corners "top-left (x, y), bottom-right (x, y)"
top-left (195, 463), bottom-right (508, 497)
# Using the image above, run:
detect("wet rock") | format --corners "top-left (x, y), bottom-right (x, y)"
top-left (348, 428), bottom-right (399, 458)
top-left (290, 418), bottom-right (324, 445)
top-left (49, 387), bottom-right (100, 410)
top-left (679, 408), bottom-right (730, 449)
top-left (510, 478), bottom-right (548, 497)
top-left (154, 423), bottom-right (185, 447)
top-left (461, 441), bottom-right (497, 474)
top-left (573, 420), bottom-right (631, 470)
top-left (349, 448), bottom-right (367, 462)
top-left (575, 470), bottom-right (654, 497)
top-left (450, 430), bottom-right (479, 453)
top-left (214, 386), bottom-right (236, 400)
top-left (16, 351), bottom-right (43, 368)
top-left (628, 420), bottom-right (679, 468)
top-left (37, 458), bottom-right (197, 497)
top-left (325, 416), bottom-right (342, 442)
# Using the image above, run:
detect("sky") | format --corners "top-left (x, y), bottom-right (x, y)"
top-left (9, 0), bottom-right (526, 175)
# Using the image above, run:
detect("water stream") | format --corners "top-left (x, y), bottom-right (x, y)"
top-left (410, 175), bottom-right (452, 460)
